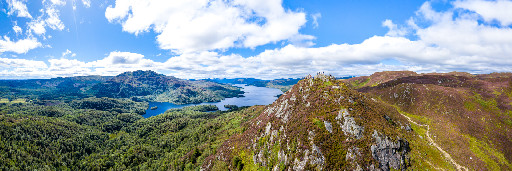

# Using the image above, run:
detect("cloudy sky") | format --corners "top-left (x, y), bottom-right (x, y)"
top-left (1, 0), bottom-right (512, 79)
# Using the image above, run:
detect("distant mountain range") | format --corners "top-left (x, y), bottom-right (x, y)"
top-left (205, 78), bottom-right (301, 92)
top-left (0, 70), bottom-right (243, 104)
top-left (89, 70), bottom-right (243, 104)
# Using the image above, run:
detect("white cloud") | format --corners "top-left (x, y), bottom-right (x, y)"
top-left (414, 1), bottom-right (512, 64)
top-left (26, 1), bottom-right (65, 36)
top-left (44, 7), bottom-right (65, 31)
top-left (28, 19), bottom-right (46, 35)
top-left (12, 25), bottom-right (22, 34)
top-left (6, 0), bottom-right (32, 18)
top-left (95, 51), bottom-right (146, 65)
top-left (86, 51), bottom-right (162, 75)
top-left (82, 0), bottom-right (91, 8)
top-left (311, 13), bottom-right (321, 28)
top-left (382, 19), bottom-right (408, 37)
top-left (0, 57), bottom-right (47, 68)
top-left (61, 49), bottom-right (76, 58)
top-left (105, 0), bottom-right (310, 53)
top-left (0, 36), bottom-right (41, 54)
top-left (49, 0), bottom-right (66, 6)
top-left (47, 58), bottom-right (90, 77)
top-left (454, 0), bottom-right (512, 26)
top-left (3, 1), bottom-right (512, 79)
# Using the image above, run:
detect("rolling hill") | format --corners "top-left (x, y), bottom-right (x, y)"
top-left (89, 70), bottom-right (243, 104)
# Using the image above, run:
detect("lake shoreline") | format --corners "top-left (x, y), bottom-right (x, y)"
top-left (142, 84), bottom-right (282, 118)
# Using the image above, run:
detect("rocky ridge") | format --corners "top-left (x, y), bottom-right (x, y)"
top-left (203, 73), bottom-right (415, 170)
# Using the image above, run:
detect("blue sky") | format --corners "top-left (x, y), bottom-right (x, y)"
top-left (1, 0), bottom-right (512, 79)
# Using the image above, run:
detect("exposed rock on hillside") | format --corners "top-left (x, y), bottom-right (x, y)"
top-left (203, 73), bottom-right (413, 170)
top-left (359, 72), bottom-right (512, 170)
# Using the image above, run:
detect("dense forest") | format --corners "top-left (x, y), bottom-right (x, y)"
top-left (0, 96), bottom-right (262, 170)
top-left (0, 70), bottom-right (251, 170)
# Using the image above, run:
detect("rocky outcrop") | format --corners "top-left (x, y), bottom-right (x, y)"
top-left (371, 130), bottom-right (410, 171)
top-left (203, 73), bottom-right (413, 171)
top-left (336, 108), bottom-right (364, 139)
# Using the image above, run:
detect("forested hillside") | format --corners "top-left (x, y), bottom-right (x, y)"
top-left (0, 96), bottom-right (262, 170)
top-left (0, 70), bottom-right (243, 105)
top-left (89, 70), bottom-right (243, 104)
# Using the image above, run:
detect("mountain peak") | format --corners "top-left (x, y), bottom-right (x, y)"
top-left (116, 70), bottom-right (166, 78)
top-left (204, 75), bottom-right (413, 170)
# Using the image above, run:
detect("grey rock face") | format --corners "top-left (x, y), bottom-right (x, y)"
top-left (371, 130), bottom-right (410, 171)
top-left (336, 108), bottom-right (364, 139)
top-left (324, 121), bottom-right (333, 133)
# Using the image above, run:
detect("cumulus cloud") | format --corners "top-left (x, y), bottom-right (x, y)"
top-left (0, 57), bottom-right (47, 68)
top-left (453, 0), bottom-right (512, 26)
top-left (94, 51), bottom-right (146, 65)
top-left (85, 51), bottom-right (163, 75)
top-left (0, 36), bottom-right (41, 54)
top-left (27, 1), bottom-right (65, 35)
top-left (105, 0), bottom-right (311, 53)
top-left (414, 1), bottom-right (512, 64)
top-left (47, 58), bottom-right (91, 77)
top-left (44, 7), bottom-right (65, 31)
top-left (3, 0), bottom-right (512, 79)
top-left (0, 57), bottom-right (48, 79)
top-left (153, 0), bottom-right (512, 79)
top-left (0, 51), bottom-right (162, 78)
top-left (6, 0), bottom-right (32, 18)
top-left (382, 19), bottom-right (408, 37)
top-left (28, 19), bottom-right (47, 35)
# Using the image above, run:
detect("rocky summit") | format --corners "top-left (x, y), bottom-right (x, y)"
top-left (202, 72), bottom-right (512, 170)
top-left (203, 73), bottom-right (416, 170)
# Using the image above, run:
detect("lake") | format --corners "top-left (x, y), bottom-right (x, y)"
top-left (142, 84), bottom-right (282, 118)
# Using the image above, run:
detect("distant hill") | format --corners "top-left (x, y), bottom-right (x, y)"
top-left (0, 75), bottom-right (112, 100)
top-left (89, 70), bottom-right (243, 104)
top-left (206, 78), bottom-right (301, 92)
top-left (0, 70), bottom-right (243, 104)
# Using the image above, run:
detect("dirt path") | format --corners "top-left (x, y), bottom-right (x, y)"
top-left (399, 112), bottom-right (468, 171)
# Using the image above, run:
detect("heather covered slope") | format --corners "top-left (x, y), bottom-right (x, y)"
top-left (202, 72), bottom-right (512, 170)
top-left (202, 74), bottom-right (454, 170)
top-left (343, 71), bottom-right (418, 89)
top-left (356, 72), bottom-right (512, 170)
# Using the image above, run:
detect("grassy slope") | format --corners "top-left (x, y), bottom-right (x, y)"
top-left (358, 73), bottom-right (512, 170)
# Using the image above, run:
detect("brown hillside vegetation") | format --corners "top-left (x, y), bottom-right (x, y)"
top-left (357, 72), bottom-right (512, 170)
top-left (201, 72), bottom-right (512, 170)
